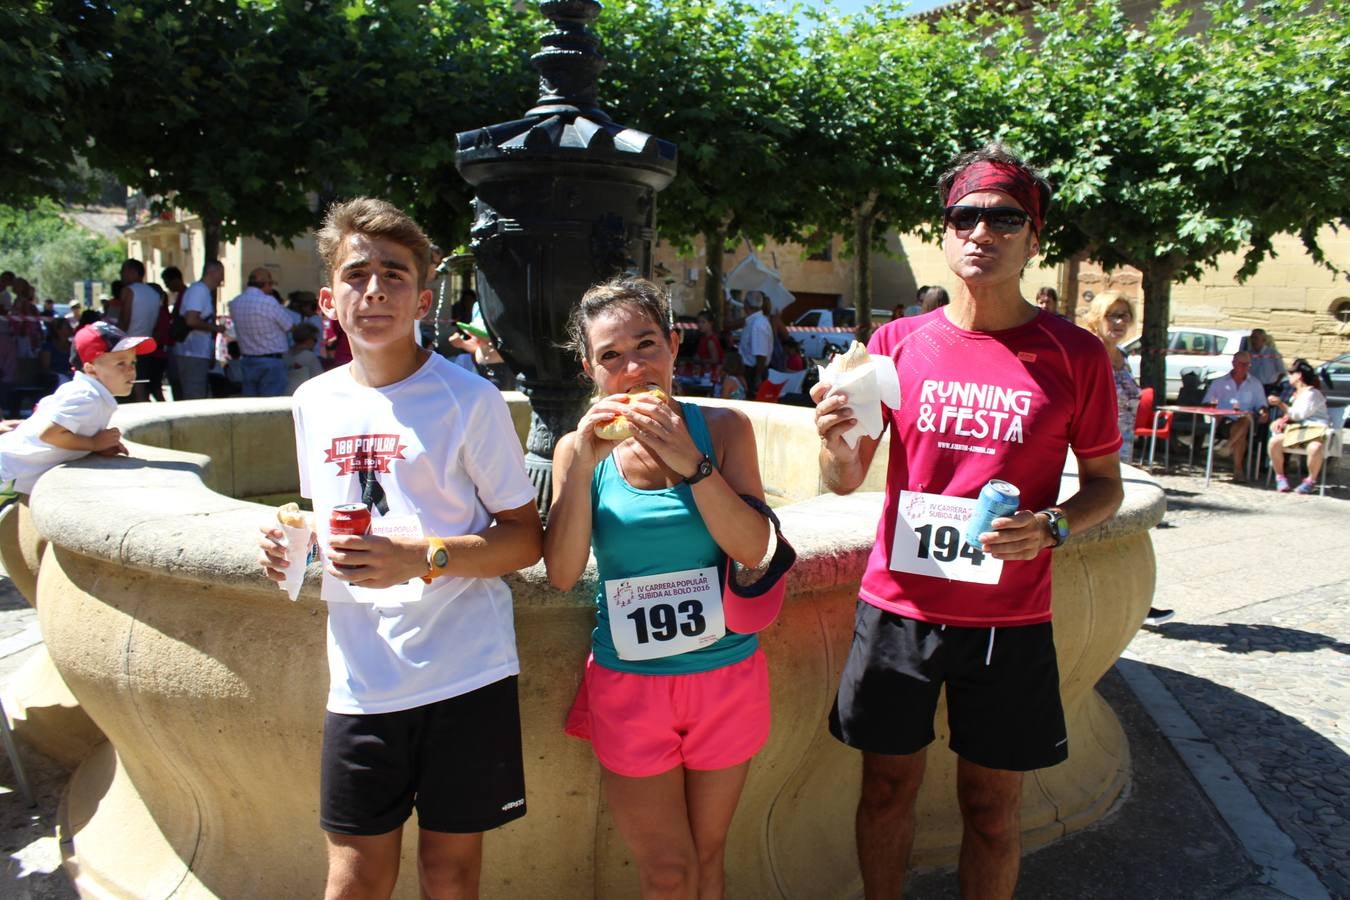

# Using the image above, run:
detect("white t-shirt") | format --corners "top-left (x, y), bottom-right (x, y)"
top-left (173, 281), bottom-right (215, 359)
top-left (1288, 387), bottom-right (1330, 425)
top-left (125, 282), bottom-right (161, 338)
top-left (1202, 373), bottom-right (1266, 413)
top-left (293, 353), bottom-right (536, 714)
top-left (740, 311), bottom-right (773, 364)
top-left (0, 372), bottom-right (117, 493)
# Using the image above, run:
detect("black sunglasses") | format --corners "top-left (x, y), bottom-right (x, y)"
top-left (943, 205), bottom-right (1030, 234)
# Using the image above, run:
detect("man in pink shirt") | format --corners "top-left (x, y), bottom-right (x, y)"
top-left (811, 145), bottom-right (1124, 899)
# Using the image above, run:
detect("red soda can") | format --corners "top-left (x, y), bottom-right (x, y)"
top-left (330, 503), bottom-right (371, 536)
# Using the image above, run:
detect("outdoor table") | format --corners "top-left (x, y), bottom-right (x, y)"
top-left (1153, 404), bottom-right (1257, 487)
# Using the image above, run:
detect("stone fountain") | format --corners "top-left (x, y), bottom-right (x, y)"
top-left (0, 4), bottom-right (1166, 897)
top-left (0, 395), bottom-right (1164, 898)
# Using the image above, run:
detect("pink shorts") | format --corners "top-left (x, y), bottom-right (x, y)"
top-left (565, 650), bottom-right (770, 777)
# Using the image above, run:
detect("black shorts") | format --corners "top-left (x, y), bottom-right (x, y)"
top-left (829, 601), bottom-right (1067, 772)
top-left (320, 676), bottom-right (527, 836)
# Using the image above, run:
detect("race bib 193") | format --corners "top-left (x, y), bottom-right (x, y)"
top-left (889, 491), bottom-right (1005, 585)
top-left (605, 566), bottom-right (726, 661)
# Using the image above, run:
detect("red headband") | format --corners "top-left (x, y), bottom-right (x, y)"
top-left (946, 160), bottom-right (1046, 233)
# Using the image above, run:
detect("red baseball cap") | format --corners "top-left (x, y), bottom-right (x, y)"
top-left (75, 321), bottom-right (156, 365)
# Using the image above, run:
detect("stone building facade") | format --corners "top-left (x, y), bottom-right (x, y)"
top-left (124, 209), bottom-right (326, 304)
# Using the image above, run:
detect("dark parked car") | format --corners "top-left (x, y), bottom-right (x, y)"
top-left (1318, 352), bottom-right (1350, 405)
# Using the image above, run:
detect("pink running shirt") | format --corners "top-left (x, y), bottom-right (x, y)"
top-left (859, 308), bottom-right (1121, 626)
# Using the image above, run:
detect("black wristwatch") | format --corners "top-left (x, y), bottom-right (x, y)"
top-left (685, 454), bottom-right (715, 485)
top-left (1039, 507), bottom-right (1069, 548)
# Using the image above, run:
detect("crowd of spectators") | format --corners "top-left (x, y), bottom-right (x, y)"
top-left (0, 263), bottom-right (329, 416)
top-left (0, 255), bottom-right (507, 416)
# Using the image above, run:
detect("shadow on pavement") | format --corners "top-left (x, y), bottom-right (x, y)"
top-left (906, 662), bottom-right (1348, 898)
top-left (0, 586), bottom-right (26, 613)
top-left (1146, 622), bottom-right (1349, 656)
top-left (906, 668), bottom-right (1258, 900)
top-left (0, 741), bottom-right (75, 900)
top-left (1149, 663), bottom-right (1350, 898)
top-left (1157, 490), bottom-right (1262, 516)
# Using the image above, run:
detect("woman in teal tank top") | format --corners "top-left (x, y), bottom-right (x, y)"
top-left (544, 278), bottom-right (773, 900)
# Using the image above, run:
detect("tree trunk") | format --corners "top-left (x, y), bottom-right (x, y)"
top-left (1062, 252), bottom-right (1083, 322)
top-left (1138, 261), bottom-right (1175, 397)
top-left (703, 225), bottom-right (726, 330)
top-left (852, 191), bottom-right (880, 345)
top-left (202, 216), bottom-right (222, 265)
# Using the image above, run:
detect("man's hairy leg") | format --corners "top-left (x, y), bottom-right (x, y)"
top-left (956, 757), bottom-right (1023, 900)
top-left (857, 750), bottom-right (926, 900)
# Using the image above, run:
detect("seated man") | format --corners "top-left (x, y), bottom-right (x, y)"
top-left (1202, 350), bottom-right (1268, 481)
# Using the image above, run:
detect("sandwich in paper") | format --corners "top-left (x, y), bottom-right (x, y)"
top-left (595, 384), bottom-right (670, 441)
top-left (817, 341), bottom-right (901, 449)
top-left (275, 502), bottom-right (313, 602)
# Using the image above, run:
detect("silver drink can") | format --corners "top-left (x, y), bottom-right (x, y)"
top-left (965, 480), bottom-right (1021, 546)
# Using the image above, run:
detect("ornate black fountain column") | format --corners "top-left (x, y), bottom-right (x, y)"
top-left (456, 0), bottom-right (677, 517)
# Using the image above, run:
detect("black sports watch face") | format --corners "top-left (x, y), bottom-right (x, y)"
top-left (432, 547), bottom-right (450, 569)
top-left (1044, 509), bottom-right (1069, 546)
top-left (687, 454), bottom-right (715, 484)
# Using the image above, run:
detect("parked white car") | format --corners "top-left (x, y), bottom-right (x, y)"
top-left (1123, 327), bottom-right (1250, 400)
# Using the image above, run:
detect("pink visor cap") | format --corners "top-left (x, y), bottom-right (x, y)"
top-left (723, 495), bottom-right (797, 634)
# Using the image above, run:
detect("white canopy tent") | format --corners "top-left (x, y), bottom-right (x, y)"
top-left (725, 253), bottom-right (795, 313)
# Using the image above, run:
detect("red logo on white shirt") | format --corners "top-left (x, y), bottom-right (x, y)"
top-left (324, 434), bottom-right (408, 474)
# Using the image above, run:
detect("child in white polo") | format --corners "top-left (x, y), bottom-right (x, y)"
top-left (0, 322), bottom-right (155, 499)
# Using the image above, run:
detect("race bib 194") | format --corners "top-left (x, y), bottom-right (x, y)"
top-left (605, 566), bottom-right (726, 661)
top-left (889, 491), bottom-right (1005, 585)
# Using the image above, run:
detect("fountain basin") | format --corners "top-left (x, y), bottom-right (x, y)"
top-left (7, 395), bottom-right (1163, 898)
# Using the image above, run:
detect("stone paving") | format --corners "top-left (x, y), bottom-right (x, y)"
top-left (0, 456), bottom-right (1345, 899)
top-left (1123, 464), bottom-right (1350, 899)
top-left (0, 575), bottom-right (72, 900)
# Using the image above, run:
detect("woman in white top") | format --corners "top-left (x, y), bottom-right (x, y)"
top-left (1267, 358), bottom-right (1331, 494)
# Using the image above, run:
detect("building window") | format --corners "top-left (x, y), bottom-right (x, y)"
top-left (1331, 298), bottom-right (1350, 324)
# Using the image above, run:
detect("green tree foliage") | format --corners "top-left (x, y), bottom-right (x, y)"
top-left (76, 0), bottom-right (538, 258)
top-left (281, 0), bottom-right (538, 250)
top-left (0, 2), bottom-right (109, 206)
top-left (795, 4), bottom-right (1007, 339)
top-left (1002, 0), bottom-right (1350, 392)
top-left (597, 0), bottom-right (811, 326)
top-left (0, 203), bottom-right (125, 301)
top-left (13, 0), bottom-right (1348, 349)
top-left (76, 0), bottom-right (334, 258)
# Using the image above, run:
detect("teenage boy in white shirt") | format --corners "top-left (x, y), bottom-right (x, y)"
top-left (257, 197), bottom-right (542, 900)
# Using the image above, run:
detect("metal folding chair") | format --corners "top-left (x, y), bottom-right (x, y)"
top-left (0, 695), bottom-right (35, 806)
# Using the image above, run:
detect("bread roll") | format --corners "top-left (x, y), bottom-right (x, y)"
top-left (836, 341), bottom-right (870, 372)
top-left (276, 502), bottom-right (308, 528)
top-left (595, 384), bottom-right (669, 441)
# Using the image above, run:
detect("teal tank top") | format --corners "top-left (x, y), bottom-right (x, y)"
top-left (590, 402), bottom-right (758, 674)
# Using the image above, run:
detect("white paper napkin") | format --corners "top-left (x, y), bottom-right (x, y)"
top-left (277, 523), bottom-right (313, 602)
top-left (818, 353), bottom-right (901, 449)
